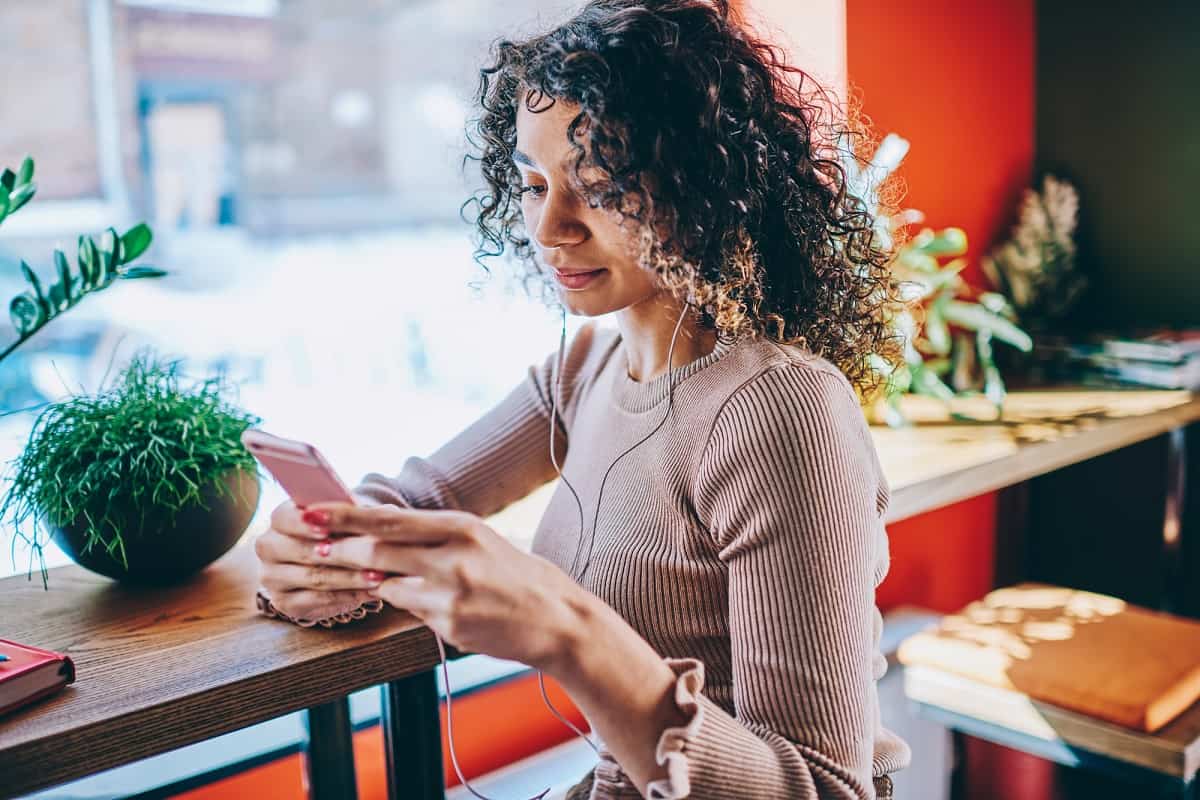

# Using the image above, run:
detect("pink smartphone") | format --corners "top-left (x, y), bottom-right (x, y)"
top-left (241, 429), bottom-right (356, 508)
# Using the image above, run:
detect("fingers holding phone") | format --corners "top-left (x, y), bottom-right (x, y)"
top-left (254, 507), bottom-right (381, 621)
top-left (243, 428), bottom-right (386, 623)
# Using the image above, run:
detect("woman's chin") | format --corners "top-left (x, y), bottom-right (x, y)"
top-left (557, 290), bottom-right (620, 318)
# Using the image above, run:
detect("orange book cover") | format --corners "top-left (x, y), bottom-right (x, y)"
top-left (897, 584), bottom-right (1200, 733)
top-left (0, 638), bottom-right (76, 718)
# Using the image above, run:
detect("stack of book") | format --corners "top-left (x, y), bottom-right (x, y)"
top-left (897, 584), bottom-right (1200, 782)
top-left (1064, 329), bottom-right (1200, 390)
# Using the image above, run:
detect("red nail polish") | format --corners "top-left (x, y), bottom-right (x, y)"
top-left (364, 570), bottom-right (385, 583)
top-left (303, 509), bottom-right (331, 526)
top-left (315, 540), bottom-right (332, 558)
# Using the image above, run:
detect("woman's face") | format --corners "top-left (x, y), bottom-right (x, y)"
top-left (514, 97), bottom-right (662, 317)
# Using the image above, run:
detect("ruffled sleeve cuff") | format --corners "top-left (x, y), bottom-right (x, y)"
top-left (644, 656), bottom-right (709, 800)
top-left (255, 589), bottom-right (385, 629)
top-left (643, 657), bottom-right (829, 800)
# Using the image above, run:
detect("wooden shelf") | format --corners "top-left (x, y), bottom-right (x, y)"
top-left (875, 388), bottom-right (1200, 522)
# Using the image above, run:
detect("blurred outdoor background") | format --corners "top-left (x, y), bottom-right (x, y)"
top-left (0, 0), bottom-right (595, 577)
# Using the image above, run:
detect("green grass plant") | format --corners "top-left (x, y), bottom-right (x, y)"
top-left (1, 352), bottom-right (262, 586)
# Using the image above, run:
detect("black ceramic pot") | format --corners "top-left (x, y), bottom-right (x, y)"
top-left (50, 468), bottom-right (260, 585)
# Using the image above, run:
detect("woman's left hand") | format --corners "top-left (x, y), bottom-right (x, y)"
top-left (301, 502), bottom-right (588, 671)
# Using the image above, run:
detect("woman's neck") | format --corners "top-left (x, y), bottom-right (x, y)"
top-left (615, 293), bottom-right (717, 383)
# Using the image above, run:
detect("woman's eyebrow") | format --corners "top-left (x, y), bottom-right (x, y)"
top-left (513, 149), bottom-right (538, 168)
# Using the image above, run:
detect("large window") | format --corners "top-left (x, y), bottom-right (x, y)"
top-left (0, 0), bottom-right (588, 578)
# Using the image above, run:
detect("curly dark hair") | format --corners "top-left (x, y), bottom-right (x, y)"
top-left (464, 0), bottom-right (905, 397)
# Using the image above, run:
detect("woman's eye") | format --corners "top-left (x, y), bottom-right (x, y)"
top-left (518, 184), bottom-right (546, 198)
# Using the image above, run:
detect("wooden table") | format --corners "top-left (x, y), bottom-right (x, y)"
top-left (0, 546), bottom-right (445, 800)
top-left (1, 387), bottom-right (1198, 800)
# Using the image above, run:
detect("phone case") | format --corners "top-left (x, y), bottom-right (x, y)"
top-left (241, 429), bottom-right (355, 507)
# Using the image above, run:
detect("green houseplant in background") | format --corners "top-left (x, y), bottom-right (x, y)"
top-left (0, 157), bottom-right (165, 366)
top-left (0, 352), bottom-right (262, 587)
top-left (0, 156), bottom-right (261, 586)
top-left (843, 134), bottom-right (1034, 427)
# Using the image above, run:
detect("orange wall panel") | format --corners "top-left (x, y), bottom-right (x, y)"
top-left (172, 674), bottom-right (587, 800)
top-left (846, 0), bottom-right (1035, 286)
top-left (879, 492), bottom-right (998, 614)
top-left (846, 1), bottom-right (1052, 797)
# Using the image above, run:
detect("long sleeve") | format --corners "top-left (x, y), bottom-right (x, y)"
top-left (656, 364), bottom-right (891, 799)
top-left (257, 323), bottom-right (611, 630)
top-left (353, 322), bottom-right (605, 517)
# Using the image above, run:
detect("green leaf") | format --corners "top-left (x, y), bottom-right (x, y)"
top-left (925, 357), bottom-right (952, 375)
top-left (87, 238), bottom-right (107, 286)
top-left (977, 331), bottom-right (1006, 406)
top-left (104, 226), bottom-right (123, 264)
top-left (97, 230), bottom-right (115, 285)
top-left (943, 300), bottom-right (1034, 352)
top-left (0, 191), bottom-right (9, 223)
top-left (0, 169), bottom-right (14, 192)
top-left (48, 281), bottom-right (68, 312)
top-left (120, 223), bottom-right (153, 263)
top-left (9, 292), bottom-right (45, 334)
top-left (912, 227), bottom-right (968, 257)
top-left (923, 297), bottom-right (952, 355)
top-left (9, 183), bottom-right (35, 213)
top-left (17, 156), bottom-right (34, 186)
top-left (895, 248), bottom-right (940, 274)
top-left (911, 363), bottom-right (956, 400)
top-left (54, 250), bottom-right (77, 296)
top-left (8, 183), bottom-right (35, 214)
top-left (78, 235), bottom-right (95, 286)
top-left (20, 261), bottom-right (49, 312)
top-left (53, 250), bottom-right (74, 308)
top-left (119, 266), bottom-right (168, 279)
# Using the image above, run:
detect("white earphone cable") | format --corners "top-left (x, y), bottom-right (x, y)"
top-left (440, 300), bottom-right (690, 800)
top-left (537, 300), bottom-right (689, 756)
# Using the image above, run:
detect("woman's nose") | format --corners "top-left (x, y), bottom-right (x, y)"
top-left (534, 189), bottom-right (588, 250)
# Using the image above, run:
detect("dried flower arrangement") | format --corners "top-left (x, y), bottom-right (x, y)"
top-left (981, 174), bottom-right (1086, 331)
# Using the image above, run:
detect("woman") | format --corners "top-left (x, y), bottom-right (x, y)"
top-left (253, 1), bottom-right (911, 797)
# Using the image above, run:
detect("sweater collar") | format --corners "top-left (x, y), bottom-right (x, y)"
top-left (611, 332), bottom-right (739, 413)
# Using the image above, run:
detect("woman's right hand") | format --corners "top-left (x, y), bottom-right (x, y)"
top-left (254, 495), bottom-right (386, 623)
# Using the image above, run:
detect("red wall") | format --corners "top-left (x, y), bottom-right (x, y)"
top-left (845, 2), bottom-right (1055, 798)
top-left (845, 0), bottom-right (1035, 288)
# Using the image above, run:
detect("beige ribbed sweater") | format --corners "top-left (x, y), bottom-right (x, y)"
top-left (354, 322), bottom-right (912, 799)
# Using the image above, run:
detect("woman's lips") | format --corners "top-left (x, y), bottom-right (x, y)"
top-left (552, 268), bottom-right (606, 290)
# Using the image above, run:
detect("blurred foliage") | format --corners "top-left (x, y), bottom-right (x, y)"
top-left (844, 134), bottom-right (1033, 426)
top-left (1, 156), bottom-right (166, 366)
top-left (981, 174), bottom-right (1085, 330)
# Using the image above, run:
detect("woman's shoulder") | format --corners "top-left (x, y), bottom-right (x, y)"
top-left (723, 334), bottom-right (862, 412)
top-left (529, 321), bottom-right (623, 420)
top-left (701, 335), bottom-right (876, 469)
top-left (559, 321), bottom-right (623, 380)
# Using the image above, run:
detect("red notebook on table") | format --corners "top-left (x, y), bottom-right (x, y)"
top-left (0, 638), bottom-right (75, 717)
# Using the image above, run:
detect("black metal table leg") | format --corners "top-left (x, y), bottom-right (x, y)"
top-left (384, 669), bottom-right (445, 800)
top-left (303, 696), bottom-right (359, 800)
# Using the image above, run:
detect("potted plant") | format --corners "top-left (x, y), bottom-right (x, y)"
top-left (0, 352), bottom-right (262, 586)
top-left (841, 134), bottom-right (1034, 426)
